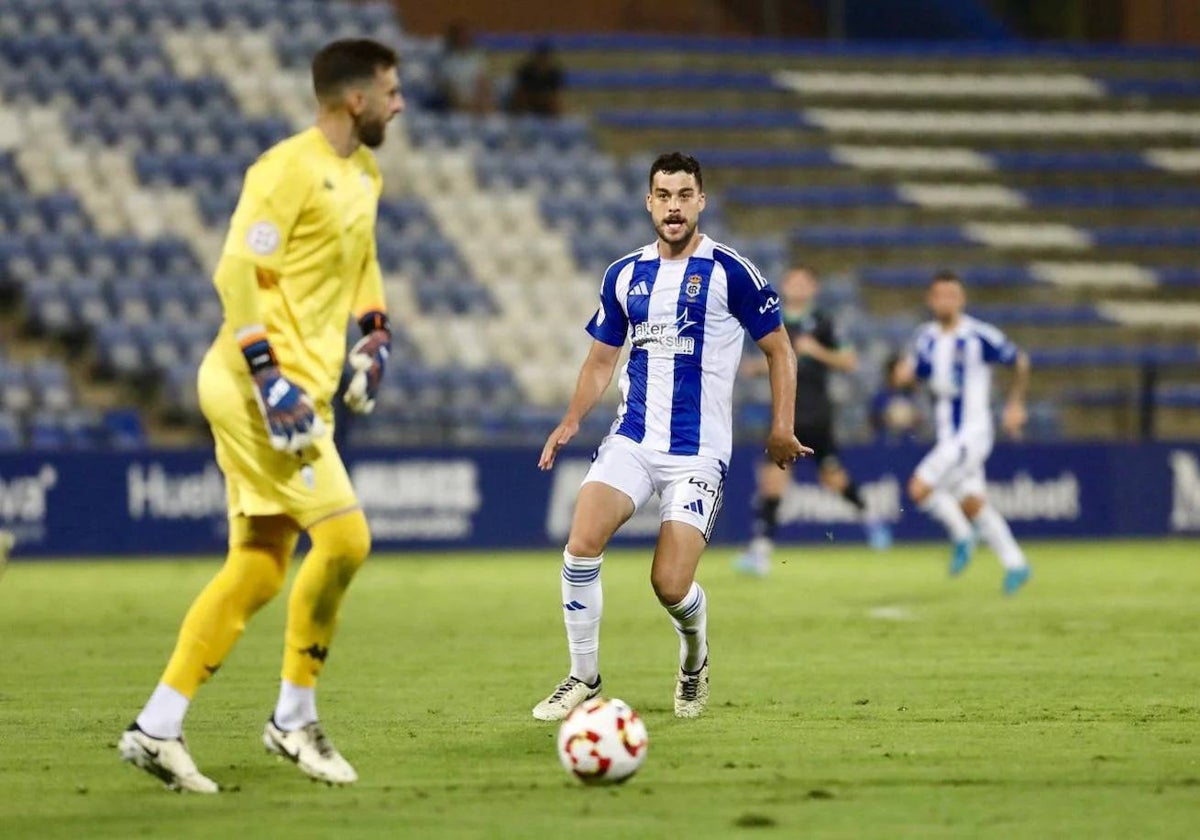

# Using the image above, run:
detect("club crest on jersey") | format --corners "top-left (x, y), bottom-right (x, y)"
top-left (685, 274), bottom-right (702, 298)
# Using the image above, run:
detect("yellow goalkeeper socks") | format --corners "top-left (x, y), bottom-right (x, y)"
top-left (280, 509), bottom-right (371, 688)
top-left (159, 516), bottom-right (297, 699)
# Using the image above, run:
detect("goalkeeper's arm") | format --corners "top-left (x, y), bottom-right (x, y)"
top-left (213, 255), bottom-right (322, 451)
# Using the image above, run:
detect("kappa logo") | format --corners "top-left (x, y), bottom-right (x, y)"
top-left (685, 274), bottom-right (703, 298)
top-left (300, 643), bottom-right (329, 662)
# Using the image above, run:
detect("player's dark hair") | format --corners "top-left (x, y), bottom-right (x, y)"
top-left (930, 269), bottom-right (962, 287)
top-left (788, 263), bottom-right (820, 281)
top-left (312, 38), bottom-right (398, 100)
top-left (649, 152), bottom-right (703, 192)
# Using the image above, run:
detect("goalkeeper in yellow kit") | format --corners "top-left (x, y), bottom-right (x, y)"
top-left (118, 39), bottom-right (404, 792)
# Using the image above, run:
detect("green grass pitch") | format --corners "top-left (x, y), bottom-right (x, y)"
top-left (1, 540), bottom-right (1198, 839)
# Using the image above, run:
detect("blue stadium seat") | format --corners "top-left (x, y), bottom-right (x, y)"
top-left (968, 303), bottom-right (1106, 327)
top-left (988, 150), bottom-right (1152, 173)
top-left (28, 416), bottom-right (69, 451)
top-left (596, 109), bottom-right (813, 131)
top-left (0, 364), bottom-right (32, 413)
top-left (794, 226), bottom-right (970, 248)
top-left (28, 361), bottom-right (73, 412)
top-left (95, 322), bottom-right (144, 377)
top-left (1156, 385), bottom-right (1200, 408)
top-left (0, 411), bottom-right (21, 451)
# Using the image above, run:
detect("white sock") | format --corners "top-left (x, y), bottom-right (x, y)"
top-left (973, 504), bottom-right (1027, 570)
top-left (136, 683), bottom-right (189, 740)
top-left (665, 582), bottom-right (708, 673)
top-left (561, 550), bottom-right (603, 685)
top-left (921, 491), bottom-right (973, 543)
top-left (273, 679), bottom-right (318, 731)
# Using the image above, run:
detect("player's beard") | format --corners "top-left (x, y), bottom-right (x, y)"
top-left (655, 215), bottom-right (697, 249)
top-left (353, 111), bottom-right (387, 149)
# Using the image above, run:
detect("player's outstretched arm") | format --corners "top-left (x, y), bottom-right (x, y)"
top-left (538, 340), bottom-right (622, 471)
top-left (1002, 350), bottom-right (1031, 438)
top-left (756, 325), bottom-right (812, 469)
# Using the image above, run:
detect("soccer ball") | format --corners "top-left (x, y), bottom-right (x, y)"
top-left (557, 697), bottom-right (648, 785)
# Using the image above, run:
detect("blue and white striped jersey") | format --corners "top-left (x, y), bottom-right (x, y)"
top-left (586, 235), bottom-right (782, 463)
top-left (910, 315), bottom-right (1020, 443)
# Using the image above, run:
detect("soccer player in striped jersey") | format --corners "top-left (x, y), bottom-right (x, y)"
top-left (534, 152), bottom-right (809, 720)
top-left (897, 270), bottom-right (1032, 595)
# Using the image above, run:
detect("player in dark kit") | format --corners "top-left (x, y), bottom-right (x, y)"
top-left (735, 265), bottom-right (892, 575)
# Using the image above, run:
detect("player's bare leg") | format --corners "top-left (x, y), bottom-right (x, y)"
top-left (736, 461), bottom-right (790, 576)
top-left (533, 481), bottom-right (634, 721)
top-left (909, 475), bottom-right (975, 575)
top-left (265, 508), bottom-right (370, 784)
top-left (653, 521), bottom-right (710, 718)
top-left (960, 494), bottom-right (1031, 595)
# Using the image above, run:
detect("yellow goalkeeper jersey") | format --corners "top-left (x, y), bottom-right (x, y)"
top-left (208, 126), bottom-right (386, 406)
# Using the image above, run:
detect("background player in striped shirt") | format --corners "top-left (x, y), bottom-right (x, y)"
top-left (118, 39), bottom-right (403, 792)
top-left (898, 270), bottom-right (1033, 595)
top-left (533, 153), bottom-right (809, 721)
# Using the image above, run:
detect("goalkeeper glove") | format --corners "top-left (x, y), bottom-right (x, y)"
top-left (241, 331), bottom-right (324, 452)
top-left (344, 310), bottom-right (391, 414)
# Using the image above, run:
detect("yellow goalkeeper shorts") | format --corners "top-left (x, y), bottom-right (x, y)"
top-left (197, 353), bottom-right (359, 529)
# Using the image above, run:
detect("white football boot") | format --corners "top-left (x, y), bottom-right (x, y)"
top-left (674, 659), bottom-right (710, 719)
top-left (263, 719), bottom-right (358, 785)
top-left (118, 725), bottom-right (219, 793)
top-left (531, 675), bottom-right (602, 721)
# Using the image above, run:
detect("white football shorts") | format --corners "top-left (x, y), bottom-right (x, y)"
top-left (914, 434), bottom-right (993, 500)
top-left (582, 434), bottom-right (727, 541)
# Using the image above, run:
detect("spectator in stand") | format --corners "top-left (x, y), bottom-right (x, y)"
top-left (430, 22), bottom-right (493, 114)
top-left (509, 41), bottom-right (564, 116)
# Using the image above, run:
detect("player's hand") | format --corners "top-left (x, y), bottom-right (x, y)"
top-left (343, 329), bottom-right (390, 414)
top-left (1002, 399), bottom-right (1027, 439)
top-left (252, 367), bottom-right (325, 452)
top-left (538, 417), bottom-right (580, 471)
top-left (765, 428), bottom-right (812, 470)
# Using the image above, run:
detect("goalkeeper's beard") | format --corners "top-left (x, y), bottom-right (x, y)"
top-left (353, 111), bottom-right (387, 149)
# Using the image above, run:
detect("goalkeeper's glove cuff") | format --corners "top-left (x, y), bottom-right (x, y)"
top-left (237, 326), bottom-right (278, 375)
top-left (357, 310), bottom-right (391, 339)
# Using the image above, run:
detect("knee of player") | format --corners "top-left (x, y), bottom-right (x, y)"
top-left (316, 511), bottom-right (372, 570)
top-left (906, 476), bottom-right (930, 504)
top-left (960, 496), bottom-right (984, 519)
top-left (223, 548), bottom-right (288, 608)
top-left (565, 534), bottom-right (607, 559)
top-left (650, 570), bottom-right (689, 607)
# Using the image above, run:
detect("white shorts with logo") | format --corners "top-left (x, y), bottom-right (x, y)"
top-left (582, 435), bottom-right (727, 541)
top-left (915, 434), bottom-right (993, 500)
